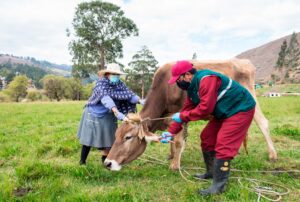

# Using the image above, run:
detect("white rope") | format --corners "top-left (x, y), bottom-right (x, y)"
top-left (180, 165), bottom-right (300, 173)
top-left (138, 154), bottom-right (294, 201)
top-left (232, 177), bottom-right (290, 202)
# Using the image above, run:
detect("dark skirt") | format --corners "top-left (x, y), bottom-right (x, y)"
top-left (77, 108), bottom-right (117, 149)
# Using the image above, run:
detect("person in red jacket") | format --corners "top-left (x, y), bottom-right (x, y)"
top-left (160, 60), bottom-right (256, 195)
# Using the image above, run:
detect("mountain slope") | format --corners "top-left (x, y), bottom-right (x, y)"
top-left (0, 54), bottom-right (71, 76)
top-left (236, 32), bottom-right (300, 83)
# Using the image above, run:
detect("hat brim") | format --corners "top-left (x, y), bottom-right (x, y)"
top-left (168, 76), bottom-right (179, 84)
top-left (98, 70), bottom-right (127, 76)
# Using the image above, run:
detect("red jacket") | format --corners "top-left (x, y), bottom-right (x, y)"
top-left (168, 76), bottom-right (221, 135)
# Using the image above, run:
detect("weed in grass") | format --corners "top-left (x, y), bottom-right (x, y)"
top-left (15, 162), bottom-right (57, 182)
top-left (56, 146), bottom-right (73, 156)
top-left (0, 145), bottom-right (20, 158)
top-left (36, 144), bottom-right (52, 157)
top-left (0, 174), bottom-right (14, 200)
top-left (273, 124), bottom-right (300, 141)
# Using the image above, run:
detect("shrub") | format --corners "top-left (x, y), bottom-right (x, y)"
top-left (26, 90), bottom-right (43, 101)
top-left (0, 92), bottom-right (10, 102)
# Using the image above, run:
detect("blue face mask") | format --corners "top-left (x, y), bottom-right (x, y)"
top-left (109, 75), bottom-right (120, 83)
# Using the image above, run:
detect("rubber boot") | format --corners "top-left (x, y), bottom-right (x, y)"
top-left (194, 150), bottom-right (215, 179)
top-left (199, 158), bottom-right (231, 195)
top-left (79, 145), bottom-right (91, 165)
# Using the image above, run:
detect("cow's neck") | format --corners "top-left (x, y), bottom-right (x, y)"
top-left (139, 89), bottom-right (167, 132)
top-left (140, 104), bottom-right (166, 132)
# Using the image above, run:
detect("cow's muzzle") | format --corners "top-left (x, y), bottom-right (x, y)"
top-left (104, 159), bottom-right (122, 171)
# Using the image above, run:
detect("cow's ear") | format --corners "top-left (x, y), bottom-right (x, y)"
top-left (137, 125), bottom-right (145, 140)
top-left (144, 132), bottom-right (160, 143)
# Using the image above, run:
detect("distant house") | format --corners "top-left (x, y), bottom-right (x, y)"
top-left (0, 77), bottom-right (6, 90)
top-left (28, 79), bottom-right (36, 89)
top-left (254, 84), bottom-right (263, 89)
top-left (268, 92), bottom-right (281, 97)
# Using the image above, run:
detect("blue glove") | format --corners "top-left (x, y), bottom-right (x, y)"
top-left (161, 131), bottom-right (172, 138)
top-left (172, 112), bottom-right (182, 123)
top-left (139, 99), bottom-right (146, 106)
top-left (115, 111), bottom-right (126, 121)
top-left (160, 132), bottom-right (173, 144)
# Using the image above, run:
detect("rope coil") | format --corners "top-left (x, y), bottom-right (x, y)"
top-left (139, 154), bottom-right (295, 202)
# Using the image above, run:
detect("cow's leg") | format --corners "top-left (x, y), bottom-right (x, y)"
top-left (169, 143), bottom-right (175, 160)
top-left (170, 129), bottom-right (185, 170)
top-left (254, 104), bottom-right (277, 160)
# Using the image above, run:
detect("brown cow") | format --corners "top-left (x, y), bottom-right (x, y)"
top-left (104, 59), bottom-right (277, 171)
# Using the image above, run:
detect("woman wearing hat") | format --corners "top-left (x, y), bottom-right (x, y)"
top-left (77, 63), bottom-right (144, 165)
top-left (160, 60), bottom-right (256, 195)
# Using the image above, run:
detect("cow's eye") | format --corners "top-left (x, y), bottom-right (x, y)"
top-left (125, 136), bottom-right (132, 140)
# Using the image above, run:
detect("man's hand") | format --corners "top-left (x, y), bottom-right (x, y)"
top-left (172, 112), bottom-right (182, 123)
top-left (160, 131), bottom-right (174, 144)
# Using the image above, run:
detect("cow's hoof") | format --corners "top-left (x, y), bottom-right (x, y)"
top-left (170, 163), bottom-right (180, 171)
top-left (269, 153), bottom-right (278, 162)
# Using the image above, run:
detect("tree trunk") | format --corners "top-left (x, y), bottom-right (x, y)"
top-left (142, 68), bottom-right (144, 99)
top-left (99, 47), bottom-right (105, 71)
top-left (142, 80), bottom-right (144, 99)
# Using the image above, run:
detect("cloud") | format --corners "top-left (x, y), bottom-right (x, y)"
top-left (0, 0), bottom-right (299, 66)
top-left (0, 0), bottom-right (82, 64)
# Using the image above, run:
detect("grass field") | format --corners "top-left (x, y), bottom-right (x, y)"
top-left (0, 97), bottom-right (299, 201)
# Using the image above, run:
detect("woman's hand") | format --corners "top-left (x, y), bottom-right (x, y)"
top-left (139, 99), bottom-right (146, 106)
top-left (112, 107), bottom-right (129, 121)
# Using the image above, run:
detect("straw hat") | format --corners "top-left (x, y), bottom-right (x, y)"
top-left (98, 63), bottom-right (127, 76)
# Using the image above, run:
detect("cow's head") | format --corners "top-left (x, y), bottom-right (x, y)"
top-left (104, 113), bottom-right (160, 171)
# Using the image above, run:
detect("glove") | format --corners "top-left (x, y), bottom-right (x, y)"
top-left (139, 99), bottom-right (146, 106)
top-left (172, 112), bottom-right (182, 123)
top-left (160, 131), bottom-right (174, 144)
top-left (115, 111), bottom-right (126, 121)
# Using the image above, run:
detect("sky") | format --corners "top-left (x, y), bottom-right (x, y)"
top-left (0, 0), bottom-right (300, 67)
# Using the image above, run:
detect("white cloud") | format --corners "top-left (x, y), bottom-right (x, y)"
top-left (0, 0), bottom-right (299, 66)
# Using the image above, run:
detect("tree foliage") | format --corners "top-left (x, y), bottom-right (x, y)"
top-left (26, 89), bottom-right (43, 101)
top-left (65, 78), bottom-right (84, 100)
top-left (82, 82), bottom-right (94, 100)
top-left (285, 32), bottom-right (300, 69)
top-left (41, 75), bottom-right (67, 101)
top-left (68, 1), bottom-right (139, 78)
top-left (0, 64), bottom-right (48, 88)
top-left (276, 32), bottom-right (300, 70)
top-left (276, 40), bottom-right (287, 68)
top-left (126, 46), bottom-right (158, 98)
top-left (5, 75), bottom-right (29, 102)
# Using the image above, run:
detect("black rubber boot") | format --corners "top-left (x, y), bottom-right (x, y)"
top-left (79, 145), bottom-right (91, 165)
top-left (194, 150), bottom-right (215, 179)
top-left (199, 158), bottom-right (231, 195)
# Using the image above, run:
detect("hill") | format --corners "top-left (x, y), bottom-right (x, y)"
top-left (236, 32), bottom-right (300, 83)
top-left (0, 54), bottom-right (71, 77)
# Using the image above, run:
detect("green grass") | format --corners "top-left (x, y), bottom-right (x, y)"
top-left (0, 98), bottom-right (300, 201)
top-left (255, 84), bottom-right (300, 96)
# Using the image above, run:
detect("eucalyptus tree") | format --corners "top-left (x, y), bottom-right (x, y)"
top-left (127, 46), bottom-right (158, 98)
top-left (68, 1), bottom-right (139, 78)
